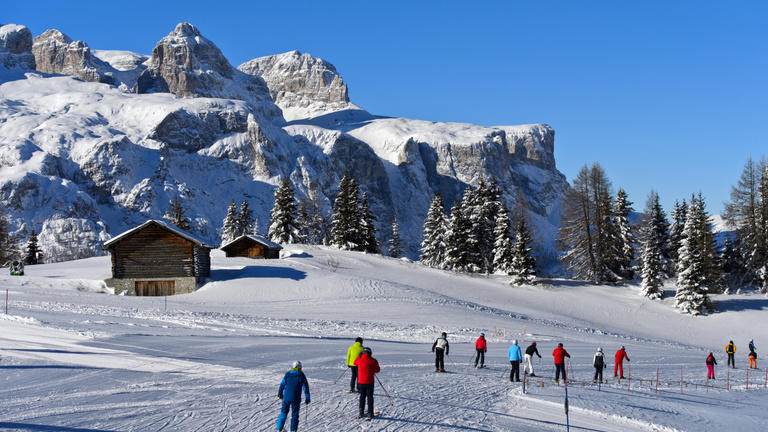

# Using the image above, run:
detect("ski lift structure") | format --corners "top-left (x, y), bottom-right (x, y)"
top-left (9, 260), bottom-right (24, 276)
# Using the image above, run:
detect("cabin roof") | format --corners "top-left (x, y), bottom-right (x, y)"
top-left (220, 234), bottom-right (283, 251)
top-left (103, 220), bottom-right (212, 249)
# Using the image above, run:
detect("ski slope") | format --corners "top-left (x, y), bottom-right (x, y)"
top-left (1, 247), bottom-right (767, 431)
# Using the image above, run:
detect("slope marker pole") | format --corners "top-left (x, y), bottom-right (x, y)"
top-left (680, 366), bottom-right (683, 394)
top-left (655, 368), bottom-right (659, 394)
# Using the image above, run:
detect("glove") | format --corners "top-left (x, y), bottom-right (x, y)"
top-left (305, 400), bottom-right (310, 405)
top-left (278, 395), bottom-right (283, 400)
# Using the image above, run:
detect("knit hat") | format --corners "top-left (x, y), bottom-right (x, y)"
top-left (355, 337), bottom-right (363, 343)
top-left (558, 343), bottom-right (563, 347)
top-left (363, 347), bottom-right (372, 355)
top-left (532, 341), bottom-right (536, 345)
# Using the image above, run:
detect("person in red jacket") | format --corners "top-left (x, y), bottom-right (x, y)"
top-left (552, 343), bottom-right (570, 383)
top-left (614, 346), bottom-right (630, 379)
top-left (353, 347), bottom-right (380, 421)
top-left (474, 333), bottom-right (487, 368)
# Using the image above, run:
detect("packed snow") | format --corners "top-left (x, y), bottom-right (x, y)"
top-left (1, 247), bottom-right (767, 431)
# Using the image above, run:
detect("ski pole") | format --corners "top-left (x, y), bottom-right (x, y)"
top-left (333, 367), bottom-right (349, 384)
top-left (375, 375), bottom-right (393, 403)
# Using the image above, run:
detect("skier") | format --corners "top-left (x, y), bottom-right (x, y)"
top-left (524, 341), bottom-right (541, 377)
top-left (508, 340), bottom-right (522, 382)
top-left (432, 332), bottom-right (449, 372)
top-left (346, 337), bottom-right (364, 392)
top-left (614, 346), bottom-right (630, 379)
top-left (354, 347), bottom-right (380, 420)
top-left (593, 347), bottom-right (606, 383)
top-left (276, 361), bottom-right (310, 432)
top-left (724, 340), bottom-right (736, 369)
top-left (474, 333), bottom-right (487, 368)
top-left (706, 352), bottom-right (717, 380)
top-left (552, 343), bottom-right (570, 383)
top-left (748, 347), bottom-right (757, 369)
top-left (748, 338), bottom-right (756, 353)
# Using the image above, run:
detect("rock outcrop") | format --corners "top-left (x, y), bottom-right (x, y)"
top-left (0, 24), bottom-right (35, 70)
top-left (31, 29), bottom-right (116, 84)
top-left (239, 50), bottom-right (352, 121)
top-left (136, 23), bottom-right (280, 122)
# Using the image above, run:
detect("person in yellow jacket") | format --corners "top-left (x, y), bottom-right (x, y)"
top-left (346, 337), bottom-right (364, 392)
top-left (725, 340), bottom-right (736, 369)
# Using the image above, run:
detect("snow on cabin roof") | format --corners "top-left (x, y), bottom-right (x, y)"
top-left (220, 234), bottom-right (283, 251)
top-left (103, 220), bottom-right (212, 248)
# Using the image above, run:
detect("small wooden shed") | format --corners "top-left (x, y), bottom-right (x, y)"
top-left (103, 220), bottom-right (212, 296)
top-left (221, 234), bottom-right (282, 259)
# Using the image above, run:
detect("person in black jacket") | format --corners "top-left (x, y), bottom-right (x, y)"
top-left (431, 332), bottom-right (449, 372)
top-left (524, 341), bottom-right (542, 377)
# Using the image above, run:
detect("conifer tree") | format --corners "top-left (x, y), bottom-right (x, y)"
top-left (0, 207), bottom-right (15, 266)
top-left (220, 199), bottom-right (239, 244)
top-left (460, 187), bottom-right (482, 273)
top-left (359, 192), bottom-right (378, 253)
top-left (24, 230), bottom-right (43, 265)
top-left (674, 195), bottom-right (715, 315)
top-left (444, 198), bottom-right (472, 272)
top-left (237, 200), bottom-right (256, 237)
top-left (297, 199), bottom-right (311, 244)
top-left (268, 178), bottom-right (299, 243)
top-left (509, 198), bottom-right (537, 285)
top-left (721, 236), bottom-right (748, 294)
top-left (474, 179), bottom-right (501, 273)
top-left (641, 191), bottom-right (674, 276)
top-left (590, 164), bottom-right (621, 281)
top-left (331, 173), bottom-right (361, 250)
top-left (492, 203), bottom-right (514, 275)
top-left (669, 200), bottom-right (688, 264)
top-left (614, 188), bottom-right (636, 279)
top-left (388, 216), bottom-right (403, 258)
top-left (165, 194), bottom-right (191, 231)
top-left (756, 163), bottom-right (768, 292)
top-left (420, 192), bottom-right (447, 268)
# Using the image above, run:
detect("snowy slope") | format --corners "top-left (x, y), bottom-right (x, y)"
top-left (1, 249), bottom-right (767, 431)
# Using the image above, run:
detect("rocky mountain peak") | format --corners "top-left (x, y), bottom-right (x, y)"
top-left (136, 22), bottom-right (279, 121)
top-left (31, 28), bottom-right (115, 84)
top-left (239, 50), bottom-right (352, 121)
top-left (0, 23), bottom-right (35, 70)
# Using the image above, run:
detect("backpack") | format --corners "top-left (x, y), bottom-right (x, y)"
top-left (594, 353), bottom-right (604, 368)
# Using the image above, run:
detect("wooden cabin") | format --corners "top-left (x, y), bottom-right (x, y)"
top-left (221, 234), bottom-right (282, 259)
top-left (103, 220), bottom-right (211, 296)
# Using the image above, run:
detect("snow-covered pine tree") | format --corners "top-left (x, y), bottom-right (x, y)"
top-left (614, 188), bottom-right (636, 279)
top-left (696, 193), bottom-right (724, 294)
top-left (165, 194), bottom-right (191, 231)
top-left (237, 200), bottom-right (256, 237)
top-left (268, 178), bottom-right (299, 244)
top-left (444, 198), bottom-right (472, 272)
top-left (509, 196), bottom-right (537, 285)
top-left (359, 192), bottom-right (378, 253)
top-left (475, 179), bottom-right (501, 273)
top-left (0, 207), bottom-right (15, 265)
top-left (492, 203), bottom-right (514, 275)
top-left (24, 230), bottom-right (42, 265)
top-left (590, 164), bottom-right (621, 281)
top-left (674, 194), bottom-right (715, 315)
top-left (220, 199), bottom-right (239, 244)
top-left (721, 236), bottom-right (748, 294)
top-left (642, 191), bottom-right (674, 276)
top-left (460, 186), bottom-right (482, 273)
top-left (420, 192), bottom-right (447, 268)
top-left (331, 173), bottom-right (361, 250)
top-left (297, 199), bottom-right (311, 244)
top-left (388, 215), bottom-right (403, 258)
top-left (756, 163), bottom-right (768, 292)
top-left (669, 200), bottom-right (688, 264)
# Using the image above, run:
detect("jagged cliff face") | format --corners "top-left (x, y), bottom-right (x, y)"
top-left (0, 22), bottom-right (568, 262)
top-left (239, 50), bottom-right (352, 121)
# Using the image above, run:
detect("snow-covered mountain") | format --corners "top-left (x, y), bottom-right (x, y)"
top-left (0, 22), bottom-right (568, 261)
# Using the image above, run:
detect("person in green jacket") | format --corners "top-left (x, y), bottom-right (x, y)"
top-left (346, 337), bottom-right (364, 392)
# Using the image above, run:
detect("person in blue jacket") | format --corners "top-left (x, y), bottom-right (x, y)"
top-left (508, 340), bottom-right (523, 382)
top-left (276, 361), bottom-right (310, 432)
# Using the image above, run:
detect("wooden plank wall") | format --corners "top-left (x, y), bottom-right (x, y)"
top-left (195, 247), bottom-right (211, 279)
top-left (111, 225), bottom-right (194, 278)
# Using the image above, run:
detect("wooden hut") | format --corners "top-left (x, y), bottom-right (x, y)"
top-left (221, 234), bottom-right (282, 259)
top-left (103, 220), bottom-right (211, 296)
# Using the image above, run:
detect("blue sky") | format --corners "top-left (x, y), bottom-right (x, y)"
top-left (5, 1), bottom-right (766, 214)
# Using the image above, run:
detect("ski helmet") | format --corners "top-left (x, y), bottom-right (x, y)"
top-left (621, 346), bottom-right (625, 350)
top-left (363, 347), bottom-right (372, 355)
top-left (480, 333), bottom-right (485, 337)
top-left (597, 347), bottom-right (602, 352)
top-left (512, 339), bottom-right (518, 345)
top-left (292, 361), bottom-right (302, 369)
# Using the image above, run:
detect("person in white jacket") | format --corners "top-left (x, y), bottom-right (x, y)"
top-left (593, 347), bottom-right (606, 383)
